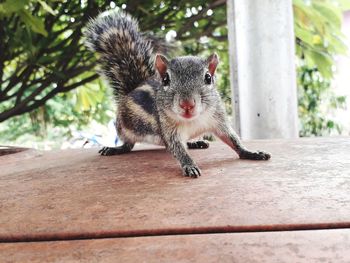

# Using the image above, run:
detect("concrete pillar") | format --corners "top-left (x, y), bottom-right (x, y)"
top-left (227, 0), bottom-right (299, 139)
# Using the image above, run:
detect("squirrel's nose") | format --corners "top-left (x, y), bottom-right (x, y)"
top-left (179, 99), bottom-right (196, 111)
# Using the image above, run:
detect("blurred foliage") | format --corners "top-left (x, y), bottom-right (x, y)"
top-left (0, 79), bottom-right (114, 146)
top-left (294, 0), bottom-right (349, 136)
top-left (294, 0), bottom-right (349, 78)
top-left (298, 67), bottom-right (346, 136)
top-left (0, 0), bottom-right (349, 147)
top-left (0, 0), bottom-right (108, 124)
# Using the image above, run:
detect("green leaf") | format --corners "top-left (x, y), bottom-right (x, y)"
top-left (313, 2), bottom-right (342, 29)
top-left (327, 120), bottom-right (334, 129)
top-left (37, 55), bottom-right (58, 64)
top-left (74, 80), bottom-right (105, 111)
top-left (51, 70), bottom-right (66, 79)
top-left (0, 0), bottom-right (28, 15)
top-left (37, 0), bottom-right (56, 16)
top-left (18, 10), bottom-right (48, 37)
top-left (293, 0), bottom-right (327, 35)
top-left (308, 50), bottom-right (333, 78)
top-left (338, 0), bottom-right (350, 11)
top-left (327, 33), bottom-right (348, 54)
top-left (295, 24), bottom-right (314, 46)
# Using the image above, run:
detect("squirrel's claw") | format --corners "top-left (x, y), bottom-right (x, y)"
top-left (183, 164), bottom-right (201, 178)
top-left (240, 150), bottom-right (271, 161)
top-left (187, 140), bottom-right (209, 149)
top-left (99, 146), bottom-right (119, 156)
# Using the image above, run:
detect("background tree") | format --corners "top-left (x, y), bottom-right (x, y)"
top-left (0, 0), bottom-right (228, 147)
top-left (0, 0), bottom-right (226, 122)
top-left (0, 0), bottom-right (100, 122)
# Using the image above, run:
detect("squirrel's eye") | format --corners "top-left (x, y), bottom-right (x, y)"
top-left (204, 72), bottom-right (212, 84)
top-left (162, 72), bottom-right (170, 86)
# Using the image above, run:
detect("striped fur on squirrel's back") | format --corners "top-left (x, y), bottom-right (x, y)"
top-left (84, 11), bottom-right (154, 96)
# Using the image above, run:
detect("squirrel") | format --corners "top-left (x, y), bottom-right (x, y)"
top-left (84, 11), bottom-right (271, 178)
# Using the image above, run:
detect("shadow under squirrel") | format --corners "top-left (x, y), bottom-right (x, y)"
top-left (84, 11), bottom-right (271, 178)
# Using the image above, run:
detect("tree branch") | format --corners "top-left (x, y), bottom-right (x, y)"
top-left (0, 74), bottom-right (99, 122)
top-left (176, 0), bottom-right (226, 38)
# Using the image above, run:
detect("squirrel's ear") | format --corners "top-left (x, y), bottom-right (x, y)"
top-left (155, 54), bottom-right (169, 78)
top-left (207, 53), bottom-right (219, 75)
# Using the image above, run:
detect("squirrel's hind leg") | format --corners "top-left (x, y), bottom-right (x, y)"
top-left (187, 140), bottom-right (209, 149)
top-left (99, 142), bottom-right (134, 156)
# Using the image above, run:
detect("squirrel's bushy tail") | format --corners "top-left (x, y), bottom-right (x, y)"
top-left (84, 12), bottom-right (154, 96)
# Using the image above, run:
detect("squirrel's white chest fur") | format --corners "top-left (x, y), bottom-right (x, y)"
top-left (176, 111), bottom-right (216, 142)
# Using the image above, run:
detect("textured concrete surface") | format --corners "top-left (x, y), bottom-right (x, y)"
top-left (1, 138), bottom-right (350, 243)
top-left (1, 229), bottom-right (350, 263)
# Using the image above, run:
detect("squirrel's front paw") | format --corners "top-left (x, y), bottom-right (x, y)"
top-left (182, 164), bottom-right (201, 178)
top-left (187, 140), bottom-right (209, 149)
top-left (240, 150), bottom-right (271, 160)
top-left (99, 147), bottom-right (119, 156)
